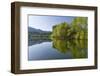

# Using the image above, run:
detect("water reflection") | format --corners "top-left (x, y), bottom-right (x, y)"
top-left (28, 39), bottom-right (51, 46)
top-left (52, 39), bottom-right (88, 58)
top-left (28, 39), bottom-right (88, 60)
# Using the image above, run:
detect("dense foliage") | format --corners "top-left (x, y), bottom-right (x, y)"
top-left (51, 17), bottom-right (88, 40)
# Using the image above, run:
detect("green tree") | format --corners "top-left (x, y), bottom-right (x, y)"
top-left (51, 17), bottom-right (88, 40)
top-left (71, 17), bottom-right (88, 39)
top-left (51, 22), bottom-right (70, 39)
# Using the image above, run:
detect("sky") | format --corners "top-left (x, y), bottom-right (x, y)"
top-left (29, 15), bottom-right (75, 31)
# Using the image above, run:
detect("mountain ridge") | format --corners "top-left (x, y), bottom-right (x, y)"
top-left (28, 26), bottom-right (51, 33)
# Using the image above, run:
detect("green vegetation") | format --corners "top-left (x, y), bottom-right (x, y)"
top-left (51, 17), bottom-right (88, 40)
top-left (52, 39), bottom-right (87, 58)
top-left (28, 17), bottom-right (88, 58)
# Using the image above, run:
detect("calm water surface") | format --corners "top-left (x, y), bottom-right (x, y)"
top-left (28, 39), bottom-right (88, 61)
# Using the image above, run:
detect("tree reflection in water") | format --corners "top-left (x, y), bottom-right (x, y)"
top-left (52, 39), bottom-right (88, 58)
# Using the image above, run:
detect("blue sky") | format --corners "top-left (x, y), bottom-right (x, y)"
top-left (29, 15), bottom-right (75, 31)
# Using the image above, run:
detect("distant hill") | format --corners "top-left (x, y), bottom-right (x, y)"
top-left (28, 27), bottom-right (52, 41)
top-left (28, 27), bottom-right (51, 33)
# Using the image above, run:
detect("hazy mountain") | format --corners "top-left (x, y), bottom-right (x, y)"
top-left (28, 27), bottom-right (52, 41)
top-left (28, 27), bottom-right (51, 33)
